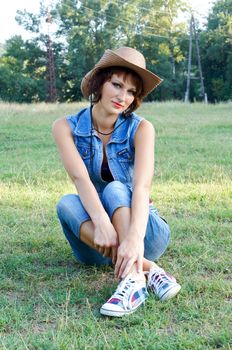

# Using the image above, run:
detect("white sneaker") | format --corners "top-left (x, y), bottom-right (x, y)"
top-left (100, 273), bottom-right (148, 317)
top-left (147, 267), bottom-right (181, 301)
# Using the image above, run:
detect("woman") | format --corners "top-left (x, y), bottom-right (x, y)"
top-left (53, 47), bottom-right (181, 317)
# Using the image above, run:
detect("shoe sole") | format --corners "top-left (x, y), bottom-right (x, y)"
top-left (160, 284), bottom-right (181, 301)
top-left (100, 300), bottom-right (146, 317)
top-left (100, 308), bottom-right (135, 317)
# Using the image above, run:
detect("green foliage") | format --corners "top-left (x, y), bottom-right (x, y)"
top-left (0, 0), bottom-right (232, 103)
top-left (0, 42), bottom-right (6, 57)
top-left (1, 0), bottom-right (189, 102)
top-left (200, 0), bottom-right (232, 102)
top-left (0, 36), bottom-right (47, 102)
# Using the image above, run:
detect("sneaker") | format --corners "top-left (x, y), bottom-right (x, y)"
top-left (147, 267), bottom-right (181, 301)
top-left (100, 273), bottom-right (148, 317)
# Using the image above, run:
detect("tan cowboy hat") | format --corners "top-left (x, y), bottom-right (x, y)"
top-left (81, 47), bottom-right (163, 99)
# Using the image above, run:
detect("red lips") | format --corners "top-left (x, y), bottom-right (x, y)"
top-left (112, 101), bottom-right (123, 108)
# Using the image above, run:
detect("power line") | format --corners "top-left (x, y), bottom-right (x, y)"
top-left (56, 1), bottom-right (191, 43)
top-left (69, 4), bottom-right (179, 39)
top-left (115, 0), bottom-right (171, 15)
top-left (79, 4), bottom-right (168, 32)
top-left (57, 1), bottom-right (183, 38)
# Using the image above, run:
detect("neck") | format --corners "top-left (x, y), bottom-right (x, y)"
top-left (92, 103), bottom-right (119, 133)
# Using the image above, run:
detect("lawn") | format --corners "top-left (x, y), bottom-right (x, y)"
top-left (0, 101), bottom-right (231, 349)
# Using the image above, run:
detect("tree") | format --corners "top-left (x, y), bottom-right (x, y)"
top-left (0, 43), bottom-right (5, 57)
top-left (0, 36), bottom-right (47, 102)
top-left (2, 0), bottom-right (190, 102)
top-left (132, 0), bottom-right (187, 100)
top-left (200, 0), bottom-right (232, 101)
top-left (55, 0), bottom-right (188, 101)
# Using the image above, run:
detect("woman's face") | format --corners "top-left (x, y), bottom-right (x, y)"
top-left (99, 72), bottom-right (136, 115)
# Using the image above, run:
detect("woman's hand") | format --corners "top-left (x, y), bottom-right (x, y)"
top-left (114, 234), bottom-right (144, 280)
top-left (93, 216), bottom-right (118, 263)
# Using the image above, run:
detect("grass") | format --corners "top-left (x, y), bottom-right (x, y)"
top-left (0, 101), bottom-right (231, 349)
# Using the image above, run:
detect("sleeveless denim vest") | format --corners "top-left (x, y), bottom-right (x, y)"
top-left (67, 107), bottom-right (143, 194)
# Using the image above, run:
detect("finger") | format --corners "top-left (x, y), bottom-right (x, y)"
top-left (111, 247), bottom-right (117, 265)
top-left (94, 244), bottom-right (100, 251)
top-left (137, 254), bottom-right (143, 274)
top-left (117, 256), bottom-right (133, 280)
top-left (103, 247), bottom-right (111, 258)
top-left (98, 247), bottom-right (105, 255)
top-left (120, 258), bottom-right (134, 279)
top-left (114, 256), bottom-right (123, 279)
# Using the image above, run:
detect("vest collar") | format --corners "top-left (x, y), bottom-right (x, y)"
top-left (74, 107), bottom-right (131, 143)
top-left (73, 107), bottom-right (92, 137)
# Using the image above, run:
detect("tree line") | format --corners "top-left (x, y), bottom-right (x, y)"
top-left (0, 0), bottom-right (231, 103)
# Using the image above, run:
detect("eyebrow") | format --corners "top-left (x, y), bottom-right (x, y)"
top-left (112, 78), bottom-right (136, 91)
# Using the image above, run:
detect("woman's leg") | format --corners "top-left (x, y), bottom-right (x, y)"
top-left (111, 206), bottom-right (160, 275)
top-left (102, 181), bottom-right (170, 272)
top-left (57, 184), bottom-right (171, 269)
top-left (100, 181), bottom-right (148, 316)
top-left (111, 206), bottom-right (145, 276)
top-left (105, 188), bottom-right (180, 303)
top-left (56, 194), bottom-right (111, 266)
top-left (57, 182), bottom-right (170, 268)
top-left (79, 206), bottom-right (159, 272)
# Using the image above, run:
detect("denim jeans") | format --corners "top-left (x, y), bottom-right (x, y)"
top-left (57, 181), bottom-right (170, 265)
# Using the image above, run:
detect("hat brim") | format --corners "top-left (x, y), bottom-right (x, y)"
top-left (81, 50), bottom-right (163, 99)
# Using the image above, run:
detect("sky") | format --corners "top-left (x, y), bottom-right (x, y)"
top-left (0, 0), bottom-right (215, 44)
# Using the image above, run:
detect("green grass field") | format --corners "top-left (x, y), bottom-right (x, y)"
top-left (0, 101), bottom-right (231, 349)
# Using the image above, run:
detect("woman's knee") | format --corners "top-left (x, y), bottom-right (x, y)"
top-left (102, 181), bottom-right (131, 218)
top-left (102, 180), bottom-right (127, 196)
top-left (102, 181), bottom-right (131, 202)
top-left (56, 194), bottom-right (90, 239)
top-left (56, 194), bottom-right (77, 219)
top-left (57, 193), bottom-right (89, 222)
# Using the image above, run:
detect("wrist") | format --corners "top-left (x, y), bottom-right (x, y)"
top-left (127, 227), bottom-right (145, 240)
top-left (92, 211), bottom-right (110, 226)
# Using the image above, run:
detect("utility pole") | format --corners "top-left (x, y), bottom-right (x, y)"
top-left (184, 14), bottom-right (207, 103)
top-left (46, 8), bottom-right (57, 103)
top-left (192, 16), bottom-right (208, 103)
top-left (184, 15), bottom-right (193, 103)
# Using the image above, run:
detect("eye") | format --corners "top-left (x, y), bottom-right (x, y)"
top-left (112, 82), bottom-right (121, 88)
top-left (128, 90), bottom-right (136, 96)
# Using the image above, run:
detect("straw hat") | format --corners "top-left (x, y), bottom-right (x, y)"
top-left (81, 47), bottom-right (162, 99)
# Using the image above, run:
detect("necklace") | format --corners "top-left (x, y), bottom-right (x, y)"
top-left (93, 127), bottom-right (114, 136)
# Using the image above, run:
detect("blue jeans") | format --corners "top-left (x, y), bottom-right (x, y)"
top-left (56, 181), bottom-right (170, 265)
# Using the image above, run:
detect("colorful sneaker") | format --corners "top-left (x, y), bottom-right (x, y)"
top-left (100, 274), bottom-right (148, 317)
top-left (147, 267), bottom-right (181, 301)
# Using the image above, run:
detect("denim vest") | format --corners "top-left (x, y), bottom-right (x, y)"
top-left (67, 107), bottom-right (143, 194)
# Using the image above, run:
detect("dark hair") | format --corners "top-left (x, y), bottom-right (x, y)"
top-left (88, 66), bottom-right (144, 115)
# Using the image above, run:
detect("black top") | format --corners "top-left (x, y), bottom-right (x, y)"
top-left (101, 159), bottom-right (114, 182)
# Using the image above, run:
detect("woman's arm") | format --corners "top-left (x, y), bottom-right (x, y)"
top-left (52, 118), bottom-right (118, 251)
top-left (115, 119), bottom-right (155, 278)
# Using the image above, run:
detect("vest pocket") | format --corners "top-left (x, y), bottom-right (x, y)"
top-left (77, 145), bottom-right (95, 160)
top-left (116, 148), bottom-right (132, 162)
top-left (115, 148), bottom-right (133, 182)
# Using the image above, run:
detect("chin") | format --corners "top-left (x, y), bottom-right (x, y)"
top-left (113, 105), bottom-right (126, 113)
top-left (109, 107), bottom-right (122, 115)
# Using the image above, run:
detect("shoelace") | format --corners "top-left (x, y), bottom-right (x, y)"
top-left (111, 276), bottom-right (135, 306)
top-left (149, 269), bottom-right (173, 294)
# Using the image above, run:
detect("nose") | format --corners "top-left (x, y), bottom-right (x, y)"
top-left (117, 88), bottom-right (127, 102)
